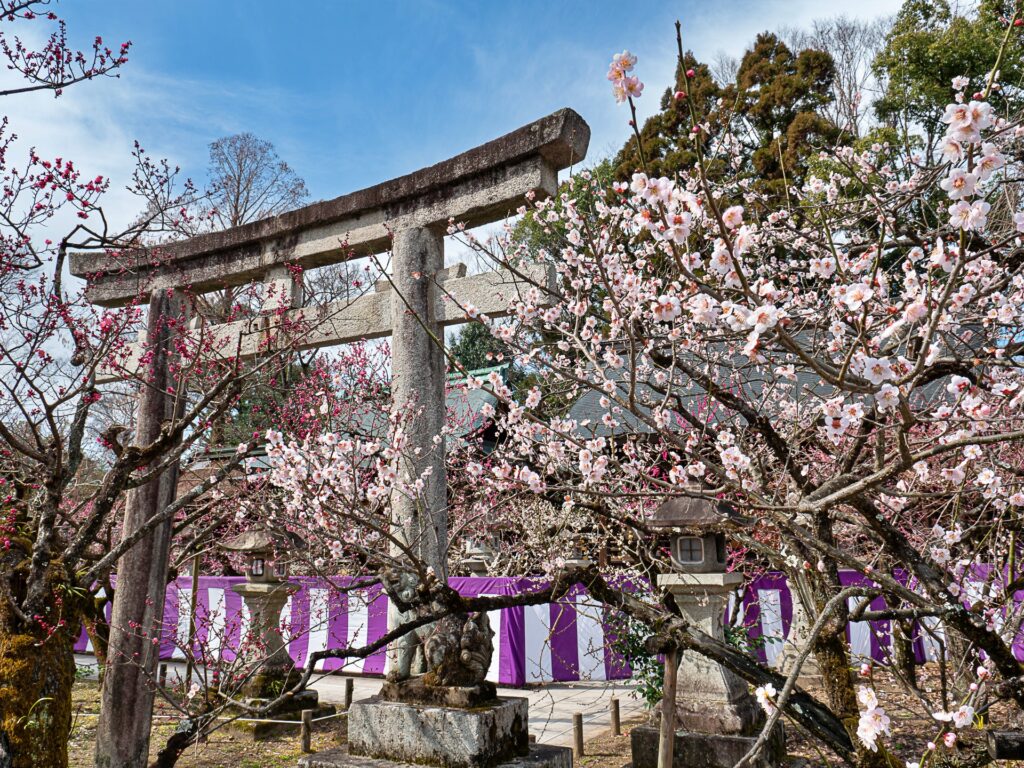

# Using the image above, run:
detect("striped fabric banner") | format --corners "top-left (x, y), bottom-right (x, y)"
top-left (74, 571), bottom-right (1024, 683)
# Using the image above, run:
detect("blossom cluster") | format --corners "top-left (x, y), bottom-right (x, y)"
top-left (607, 50), bottom-right (643, 104)
top-left (855, 686), bottom-right (891, 752)
top-left (938, 79), bottom-right (1006, 232)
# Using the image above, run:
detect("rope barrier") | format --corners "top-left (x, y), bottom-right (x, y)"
top-left (73, 710), bottom-right (347, 726)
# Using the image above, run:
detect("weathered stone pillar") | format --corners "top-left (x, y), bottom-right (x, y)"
top-left (388, 226), bottom-right (448, 578)
top-left (661, 572), bottom-right (762, 733)
top-left (232, 581), bottom-right (299, 698)
top-left (96, 291), bottom-right (184, 768)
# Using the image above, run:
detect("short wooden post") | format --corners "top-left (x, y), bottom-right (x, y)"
top-left (301, 709), bottom-right (313, 753)
top-left (658, 648), bottom-right (678, 768)
top-left (573, 712), bottom-right (584, 758)
top-left (989, 730), bottom-right (1024, 759)
top-left (344, 677), bottom-right (354, 710)
top-left (610, 697), bottom-right (621, 736)
top-left (158, 663), bottom-right (168, 688)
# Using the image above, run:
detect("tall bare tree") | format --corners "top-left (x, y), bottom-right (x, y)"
top-left (193, 134), bottom-right (309, 320)
top-left (781, 15), bottom-right (891, 137)
top-left (207, 133), bottom-right (308, 229)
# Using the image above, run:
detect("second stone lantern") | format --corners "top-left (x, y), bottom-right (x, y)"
top-left (631, 491), bottom-right (785, 768)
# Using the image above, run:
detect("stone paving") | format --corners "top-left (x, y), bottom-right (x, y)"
top-left (74, 655), bottom-right (646, 747)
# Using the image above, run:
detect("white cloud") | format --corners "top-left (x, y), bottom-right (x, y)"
top-left (0, 24), bottom-right (302, 237)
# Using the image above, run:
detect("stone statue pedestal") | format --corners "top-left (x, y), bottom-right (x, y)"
top-left (380, 677), bottom-right (498, 708)
top-left (228, 581), bottom-right (335, 740)
top-left (631, 572), bottom-right (785, 768)
top-left (300, 691), bottom-right (571, 768)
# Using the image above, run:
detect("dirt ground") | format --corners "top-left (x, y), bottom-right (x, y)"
top-left (67, 667), bottom-right (1024, 768)
top-left (69, 680), bottom-right (342, 768)
top-left (67, 676), bottom-right (641, 768)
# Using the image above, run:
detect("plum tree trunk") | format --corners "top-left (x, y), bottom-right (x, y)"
top-left (808, 510), bottom-right (897, 768)
top-left (0, 631), bottom-right (76, 768)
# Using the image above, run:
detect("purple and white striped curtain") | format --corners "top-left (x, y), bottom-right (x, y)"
top-left (75, 571), bottom-right (1024, 684)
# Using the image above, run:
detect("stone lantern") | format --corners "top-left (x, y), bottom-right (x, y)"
top-left (631, 492), bottom-right (785, 768)
top-left (221, 529), bottom-right (301, 699)
top-left (463, 538), bottom-right (495, 577)
top-left (653, 495), bottom-right (731, 573)
top-left (220, 529), bottom-right (334, 737)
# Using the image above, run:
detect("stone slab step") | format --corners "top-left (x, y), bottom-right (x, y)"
top-left (298, 743), bottom-right (573, 768)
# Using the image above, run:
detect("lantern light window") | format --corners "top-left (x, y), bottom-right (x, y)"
top-left (676, 537), bottom-right (703, 564)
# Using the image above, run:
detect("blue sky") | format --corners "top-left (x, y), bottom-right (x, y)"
top-left (10, 0), bottom-right (898, 225)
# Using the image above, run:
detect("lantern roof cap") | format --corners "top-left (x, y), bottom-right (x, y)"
top-left (650, 492), bottom-right (749, 531)
top-left (220, 528), bottom-right (305, 554)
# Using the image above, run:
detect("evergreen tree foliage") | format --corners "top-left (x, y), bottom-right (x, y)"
top-left (449, 321), bottom-right (512, 372)
top-left (614, 33), bottom-right (842, 202)
top-left (873, 0), bottom-right (1024, 152)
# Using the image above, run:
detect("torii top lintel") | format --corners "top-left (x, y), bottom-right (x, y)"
top-left (70, 108), bottom-right (590, 308)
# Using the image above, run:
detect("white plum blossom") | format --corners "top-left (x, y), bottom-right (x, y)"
top-left (857, 686), bottom-right (879, 710)
top-left (876, 384), bottom-right (900, 412)
top-left (939, 169), bottom-right (978, 199)
top-left (948, 200), bottom-right (990, 231)
top-left (808, 256), bottom-right (836, 278)
top-left (940, 135), bottom-right (964, 162)
top-left (843, 282), bottom-right (874, 311)
top-left (933, 705), bottom-right (975, 729)
top-left (941, 100), bottom-right (992, 142)
top-left (722, 205), bottom-right (744, 229)
top-left (860, 356), bottom-right (896, 385)
top-left (856, 686), bottom-right (891, 752)
top-left (651, 295), bottom-right (682, 323)
top-left (754, 684), bottom-right (777, 713)
top-left (977, 143), bottom-right (1005, 178)
top-left (746, 303), bottom-right (781, 333)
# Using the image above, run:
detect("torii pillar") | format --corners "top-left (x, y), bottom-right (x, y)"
top-left (389, 227), bottom-right (448, 576)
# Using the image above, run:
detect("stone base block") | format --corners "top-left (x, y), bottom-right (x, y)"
top-left (630, 724), bottom-right (786, 768)
top-left (348, 696), bottom-right (528, 768)
top-left (775, 646), bottom-right (822, 686)
top-left (673, 693), bottom-right (765, 735)
top-left (380, 679), bottom-right (498, 708)
top-left (298, 744), bottom-right (571, 768)
top-left (226, 690), bottom-right (334, 741)
top-left (242, 664), bottom-right (303, 699)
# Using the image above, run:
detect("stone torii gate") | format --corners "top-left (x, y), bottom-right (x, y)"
top-left (72, 108), bottom-right (589, 768)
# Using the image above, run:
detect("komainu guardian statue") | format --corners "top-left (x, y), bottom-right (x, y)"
top-left (381, 567), bottom-right (495, 706)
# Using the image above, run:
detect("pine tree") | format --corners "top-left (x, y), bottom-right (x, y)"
top-left (449, 321), bottom-right (511, 372)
